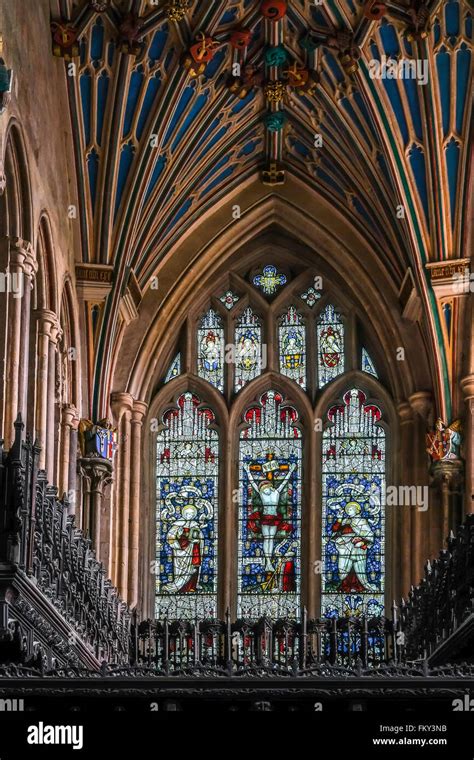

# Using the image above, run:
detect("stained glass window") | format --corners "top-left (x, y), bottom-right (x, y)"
top-left (278, 306), bottom-right (306, 389)
top-left (362, 347), bottom-right (378, 378)
top-left (317, 303), bottom-right (344, 387)
top-left (238, 391), bottom-right (302, 619)
top-left (197, 308), bottom-right (225, 393)
top-left (321, 388), bottom-right (385, 618)
top-left (234, 307), bottom-right (263, 393)
top-left (252, 265), bottom-right (287, 296)
top-left (164, 353), bottom-right (181, 383)
top-left (300, 286), bottom-right (321, 308)
top-left (220, 290), bottom-right (240, 310)
top-left (156, 392), bottom-right (218, 618)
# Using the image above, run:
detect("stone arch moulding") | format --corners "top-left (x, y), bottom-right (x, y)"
top-left (106, 187), bottom-right (428, 413)
top-left (0, 119), bottom-right (33, 243)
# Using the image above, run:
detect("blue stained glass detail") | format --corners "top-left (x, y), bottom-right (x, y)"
top-left (156, 393), bottom-right (219, 618)
top-left (253, 265), bottom-right (287, 296)
top-left (322, 389), bottom-right (385, 618)
top-left (164, 353), bottom-right (181, 383)
top-left (362, 348), bottom-right (378, 378)
top-left (238, 391), bottom-right (302, 619)
top-left (197, 309), bottom-right (225, 393)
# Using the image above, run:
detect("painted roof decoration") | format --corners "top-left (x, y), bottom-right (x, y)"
top-left (52, 0), bottom-right (472, 419)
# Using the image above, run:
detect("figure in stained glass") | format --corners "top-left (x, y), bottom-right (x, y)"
top-left (238, 391), bottom-right (301, 618)
top-left (279, 306), bottom-right (306, 388)
top-left (235, 307), bottom-right (262, 391)
top-left (156, 392), bottom-right (218, 618)
top-left (197, 309), bottom-right (224, 392)
top-left (322, 388), bottom-right (385, 618)
top-left (317, 304), bottom-right (344, 387)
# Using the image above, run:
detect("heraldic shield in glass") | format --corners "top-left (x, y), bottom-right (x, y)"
top-left (322, 388), bottom-right (385, 618)
top-left (238, 391), bottom-right (302, 619)
top-left (278, 306), bottom-right (306, 389)
top-left (317, 303), bottom-right (344, 388)
top-left (156, 393), bottom-right (218, 618)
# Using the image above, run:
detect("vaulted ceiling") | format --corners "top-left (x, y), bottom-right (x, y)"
top-left (53, 0), bottom-right (472, 418)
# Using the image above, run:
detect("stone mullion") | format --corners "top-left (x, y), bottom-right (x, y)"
top-left (128, 400), bottom-right (148, 608)
top-left (461, 374), bottom-right (474, 515)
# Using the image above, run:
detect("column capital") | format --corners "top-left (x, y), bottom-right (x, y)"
top-left (8, 237), bottom-right (36, 274)
top-left (461, 374), bottom-right (474, 401)
top-left (79, 456), bottom-right (113, 494)
top-left (131, 400), bottom-right (148, 424)
top-left (397, 401), bottom-right (414, 424)
top-left (409, 391), bottom-right (433, 420)
top-left (37, 310), bottom-right (62, 344)
top-left (110, 392), bottom-right (134, 422)
top-left (61, 403), bottom-right (80, 429)
top-left (429, 458), bottom-right (464, 490)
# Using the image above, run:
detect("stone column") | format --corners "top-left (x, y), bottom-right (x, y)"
top-left (110, 392), bottom-right (133, 599)
top-left (45, 320), bottom-right (62, 481)
top-left (16, 241), bottom-right (37, 426)
top-left (68, 414), bottom-right (80, 517)
top-left (35, 311), bottom-right (60, 470)
top-left (461, 374), bottom-right (474, 514)
top-left (79, 456), bottom-right (113, 554)
top-left (59, 404), bottom-right (79, 499)
top-left (408, 391), bottom-right (432, 583)
top-left (3, 239), bottom-right (36, 446)
top-left (429, 460), bottom-right (464, 546)
top-left (397, 402), bottom-right (415, 600)
top-left (128, 400), bottom-right (148, 608)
